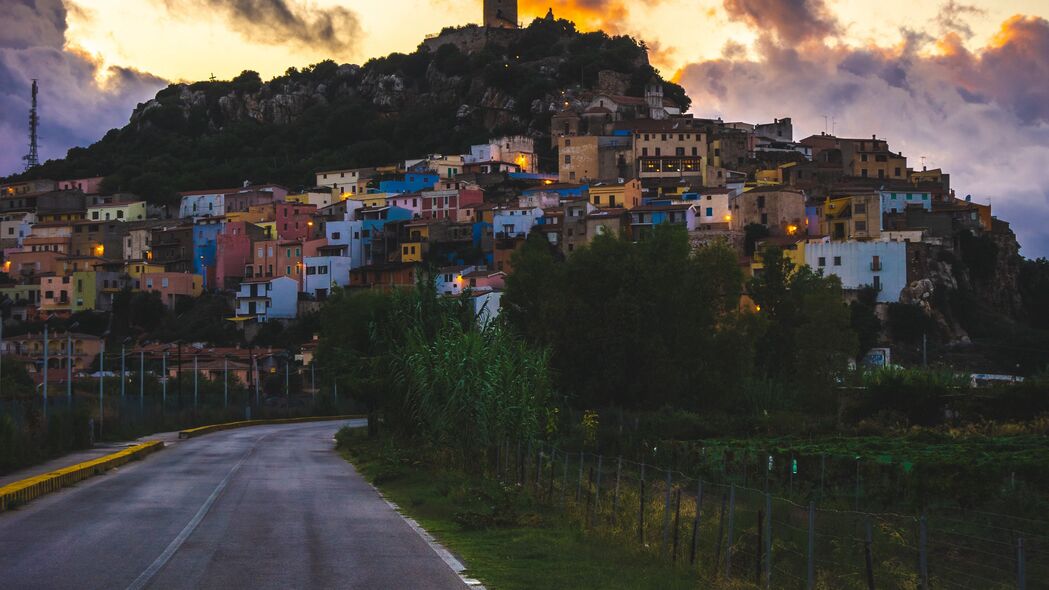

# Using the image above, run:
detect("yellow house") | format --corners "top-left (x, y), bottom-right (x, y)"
top-left (748, 238), bottom-right (807, 278)
top-left (38, 211), bottom-right (85, 223)
top-left (588, 179), bottom-right (642, 209)
top-left (401, 242), bottom-right (423, 263)
top-left (821, 194), bottom-right (881, 241)
top-left (347, 193), bottom-right (389, 209)
top-left (87, 201), bottom-right (147, 222)
top-left (125, 261), bottom-right (166, 280)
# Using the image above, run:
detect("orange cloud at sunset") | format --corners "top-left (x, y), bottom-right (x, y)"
top-left (518, 0), bottom-right (630, 33)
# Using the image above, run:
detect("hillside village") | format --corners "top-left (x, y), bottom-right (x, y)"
top-left (0, 2), bottom-right (1024, 387)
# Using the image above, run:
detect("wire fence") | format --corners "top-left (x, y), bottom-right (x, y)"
top-left (488, 441), bottom-right (1048, 590)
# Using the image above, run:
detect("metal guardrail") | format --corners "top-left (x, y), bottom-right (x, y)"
top-left (177, 415), bottom-right (365, 439)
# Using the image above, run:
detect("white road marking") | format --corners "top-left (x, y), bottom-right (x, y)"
top-left (125, 445), bottom-right (256, 590)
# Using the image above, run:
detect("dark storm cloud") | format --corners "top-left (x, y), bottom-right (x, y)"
top-left (721, 0), bottom-right (839, 44)
top-left (159, 0), bottom-right (362, 57)
top-left (0, 0), bottom-right (166, 176)
top-left (676, 12), bottom-right (1049, 256)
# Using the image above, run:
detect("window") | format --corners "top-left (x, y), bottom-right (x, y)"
top-left (894, 167), bottom-right (902, 177)
top-left (676, 147), bottom-right (685, 156)
top-left (92, 211), bottom-right (99, 220)
top-left (856, 220), bottom-right (867, 231)
top-left (854, 203), bottom-right (866, 214)
top-left (692, 147), bottom-right (698, 156)
top-left (257, 248), bottom-right (263, 257)
top-left (818, 257), bottom-right (826, 266)
top-left (655, 148), bottom-right (662, 156)
top-left (861, 154), bottom-right (868, 162)
top-left (861, 169), bottom-right (868, 178)
top-left (873, 275), bottom-right (881, 291)
top-left (594, 196), bottom-right (601, 205)
top-left (332, 232), bottom-right (341, 240)
top-left (757, 196), bottom-right (766, 209)
top-left (161, 278), bottom-right (169, 288)
top-left (760, 213), bottom-right (768, 225)
top-left (564, 155), bottom-right (571, 164)
top-left (833, 256), bottom-right (842, 266)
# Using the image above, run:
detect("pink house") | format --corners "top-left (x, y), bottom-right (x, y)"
top-left (58, 177), bottom-right (104, 195)
top-left (462, 269), bottom-right (506, 291)
top-left (216, 221), bottom-right (268, 290)
top-left (141, 272), bottom-right (203, 308)
top-left (275, 202), bottom-right (318, 241)
top-left (386, 193), bottom-right (423, 218)
top-left (422, 189), bottom-right (483, 221)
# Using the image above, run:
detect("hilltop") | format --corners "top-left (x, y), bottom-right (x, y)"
top-left (3, 18), bottom-right (686, 204)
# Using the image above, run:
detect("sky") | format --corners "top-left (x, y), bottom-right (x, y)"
top-left (2, 0), bottom-right (1048, 255)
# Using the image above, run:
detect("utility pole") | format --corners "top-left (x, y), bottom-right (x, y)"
top-left (67, 331), bottom-right (73, 406)
top-left (139, 349), bottom-right (145, 411)
top-left (98, 342), bottom-right (105, 438)
top-left (177, 342), bottom-right (183, 409)
top-left (162, 351), bottom-right (167, 408)
top-left (223, 356), bottom-right (228, 409)
top-left (42, 323), bottom-right (49, 421)
top-left (193, 354), bottom-right (198, 410)
top-left (120, 345), bottom-right (126, 399)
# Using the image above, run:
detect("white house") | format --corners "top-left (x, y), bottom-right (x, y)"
top-left (692, 189), bottom-right (732, 224)
top-left (463, 137), bottom-right (536, 173)
top-left (386, 193), bottom-right (423, 218)
top-left (880, 189), bottom-right (932, 214)
top-left (325, 220), bottom-right (366, 268)
top-left (0, 212), bottom-right (34, 248)
top-left (235, 276), bottom-right (298, 321)
top-left (469, 290), bottom-right (503, 327)
top-left (492, 206), bottom-right (543, 238)
top-left (805, 240), bottom-right (907, 303)
top-left (304, 255), bottom-right (352, 298)
top-left (179, 191), bottom-right (228, 219)
top-left (435, 265), bottom-right (477, 296)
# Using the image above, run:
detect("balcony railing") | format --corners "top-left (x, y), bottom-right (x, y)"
top-left (870, 262), bottom-right (883, 271)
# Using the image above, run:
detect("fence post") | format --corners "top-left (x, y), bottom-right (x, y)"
top-left (714, 492), bottom-right (727, 576)
top-left (919, 513), bottom-right (929, 590)
top-left (577, 451), bottom-right (584, 502)
top-left (864, 519), bottom-right (875, 590)
top-left (672, 489), bottom-right (682, 562)
top-left (547, 449), bottom-right (556, 503)
top-left (611, 457), bottom-right (622, 527)
top-left (807, 501), bottom-right (815, 590)
top-left (756, 508), bottom-right (763, 585)
top-left (594, 455), bottom-right (603, 515)
top-left (765, 492), bottom-right (772, 588)
top-left (690, 479), bottom-right (702, 566)
top-left (662, 469), bottom-right (673, 553)
top-left (562, 451), bottom-right (570, 505)
top-left (725, 484), bottom-right (736, 577)
top-left (1018, 537), bottom-right (1026, 590)
top-left (638, 476), bottom-right (646, 545)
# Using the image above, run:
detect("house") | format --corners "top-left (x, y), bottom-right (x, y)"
top-left (629, 203), bottom-right (697, 238)
top-left (324, 220), bottom-right (366, 269)
top-left (275, 202), bottom-right (318, 241)
top-left (0, 212), bottom-right (35, 249)
top-left (0, 331), bottom-right (103, 371)
top-left (464, 137), bottom-right (536, 173)
top-left (223, 184), bottom-right (289, 214)
top-left (70, 219), bottom-right (130, 259)
top-left (435, 265), bottom-right (477, 295)
top-left (422, 189), bottom-right (483, 221)
top-left (688, 188), bottom-right (732, 225)
top-left (57, 177), bottom-right (104, 195)
top-left (315, 167), bottom-right (376, 197)
top-left (348, 262), bottom-right (419, 290)
top-left (556, 135), bottom-right (633, 183)
top-left (141, 272), bottom-right (203, 308)
top-left (40, 271), bottom-right (127, 314)
top-left (822, 194), bottom-right (882, 240)
top-left (468, 290), bottom-right (503, 327)
top-left (378, 173), bottom-right (439, 194)
top-left (286, 187), bottom-right (337, 209)
top-left (583, 207), bottom-right (631, 247)
top-left (235, 276), bottom-right (298, 321)
top-left (304, 255), bottom-right (352, 299)
top-left (805, 240), bottom-right (907, 302)
top-left (588, 179), bottom-right (642, 209)
top-left (729, 187), bottom-right (806, 236)
top-left (179, 187), bottom-right (238, 219)
top-left (193, 217), bottom-right (225, 288)
top-left (151, 224), bottom-right (195, 272)
top-left (880, 188), bottom-right (933, 214)
top-left (492, 206), bottom-right (543, 239)
top-left (86, 200), bottom-right (147, 222)
top-left (245, 239), bottom-right (327, 288)
top-left (386, 193), bottom-right (424, 218)
top-left (215, 221), bottom-right (268, 290)
top-left (462, 268), bottom-right (506, 291)
top-left (800, 133), bottom-right (908, 181)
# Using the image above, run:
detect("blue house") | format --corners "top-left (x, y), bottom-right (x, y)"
top-left (522, 183), bottom-right (588, 199)
top-left (379, 173), bottom-right (439, 194)
top-left (193, 218), bottom-right (224, 288)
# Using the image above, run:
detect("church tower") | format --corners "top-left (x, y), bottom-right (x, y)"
top-left (645, 79), bottom-right (667, 120)
top-left (484, 0), bottom-right (518, 29)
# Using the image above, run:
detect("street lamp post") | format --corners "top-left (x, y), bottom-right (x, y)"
top-left (67, 321), bottom-right (79, 407)
top-left (120, 344), bottom-right (126, 399)
top-left (223, 356), bottom-right (228, 409)
top-left (139, 349), bottom-right (145, 411)
top-left (98, 341), bottom-right (105, 438)
top-left (193, 354), bottom-right (198, 410)
top-left (162, 350), bottom-right (168, 409)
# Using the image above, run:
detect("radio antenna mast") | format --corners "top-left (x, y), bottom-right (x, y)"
top-left (23, 79), bottom-right (40, 171)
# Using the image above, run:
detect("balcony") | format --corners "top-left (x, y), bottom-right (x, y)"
top-left (870, 262), bottom-right (883, 271)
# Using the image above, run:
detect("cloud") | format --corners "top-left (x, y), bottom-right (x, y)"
top-left (936, 0), bottom-right (986, 38)
top-left (158, 0), bottom-right (362, 59)
top-left (721, 0), bottom-right (839, 44)
top-left (0, 0), bottom-right (166, 176)
top-left (676, 13), bottom-right (1049, 257)
top-left (519, 0), bottom-right (631, 33)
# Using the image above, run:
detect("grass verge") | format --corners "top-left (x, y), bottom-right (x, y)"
top-left (336, 428), bottom-right (705, 590)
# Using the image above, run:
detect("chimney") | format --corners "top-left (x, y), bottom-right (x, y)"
top-left (872, 134), bottom-right (877, 140)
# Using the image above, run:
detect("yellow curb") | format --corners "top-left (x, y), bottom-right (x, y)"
top-left (177, 415), bottom-right (366, 439)
top-left (0, 441), bottom-right (165, 513)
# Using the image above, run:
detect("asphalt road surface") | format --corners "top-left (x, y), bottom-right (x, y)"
top-left (0, 420), bottom-right (469, 590)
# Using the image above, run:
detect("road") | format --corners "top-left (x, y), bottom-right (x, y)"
top-left (0, 420), bottom-right (469, 590)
